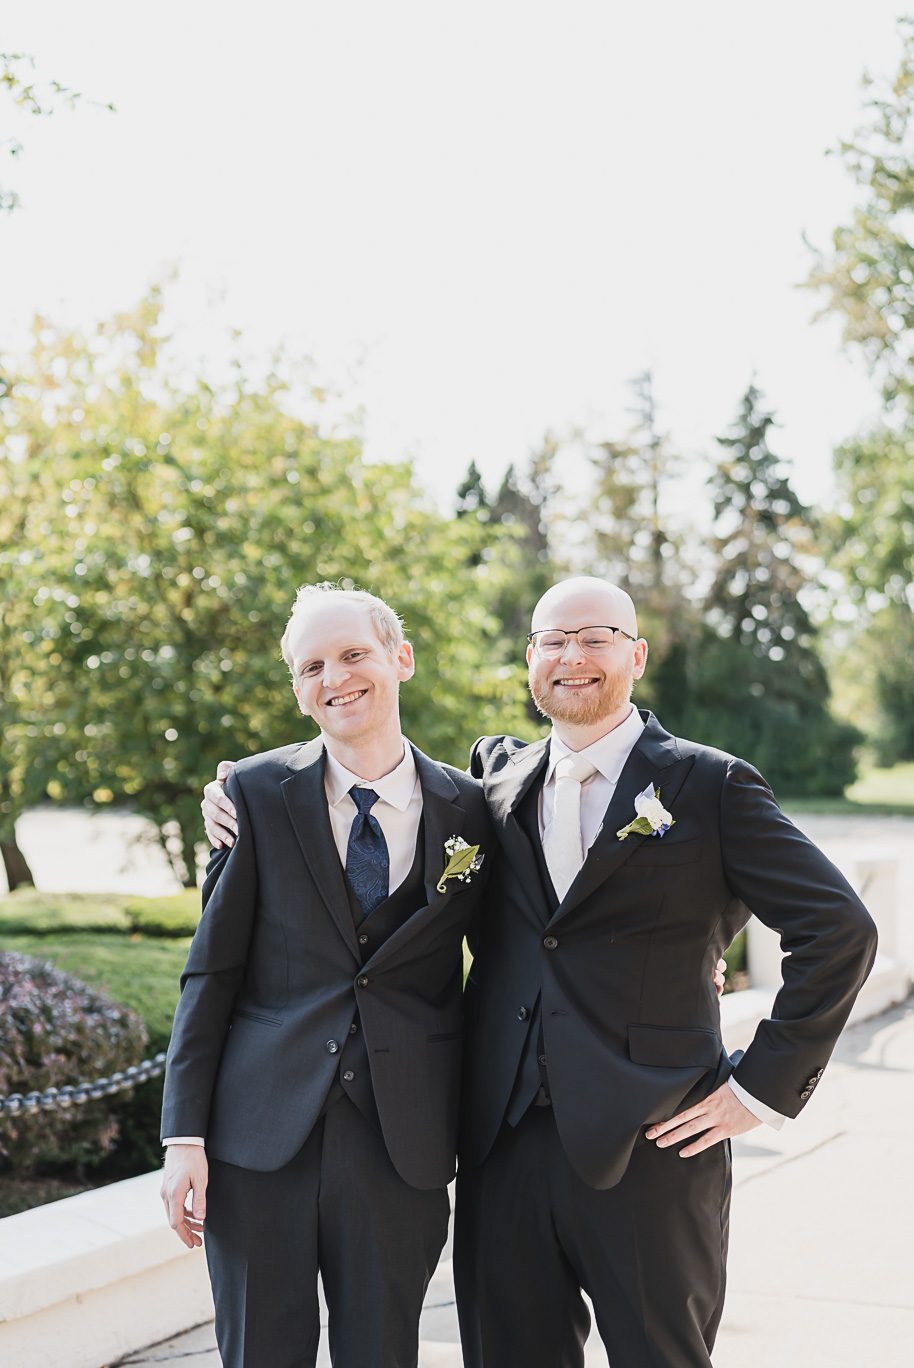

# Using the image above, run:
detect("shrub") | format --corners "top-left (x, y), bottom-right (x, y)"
top-left (0, 951), bottom-right (149, 1175)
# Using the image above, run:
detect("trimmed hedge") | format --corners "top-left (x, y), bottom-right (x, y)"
top-left (0, 951), bottom-right (149, 1175)
top-left (0, 888), bottom-right (200, 938)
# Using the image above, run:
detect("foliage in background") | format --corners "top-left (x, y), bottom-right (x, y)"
top-left (0, 950), bottom-right (148, 1175)
top-left (0, 287), bottom-right (538, 887)
top-left (806, 16), bottom-right (914, 763)
top-left (668, 386), bottom-right (860, 796)
top-left (0, 52), bottom-right (114, 213)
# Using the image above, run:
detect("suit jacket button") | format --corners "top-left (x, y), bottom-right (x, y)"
top-left (357, 975), bottom-right (369, 987)
top-left (543, 936), bottom-right (558, 950)
top-left (800, 1089), bottom-right (811, 1100)
top-left (327, 1040), bottom-right (339, 1054)
top-left (517, 1007), bottom-right (528, 1020)
top-left (349, 1022), bottom-right (358, 1034)
top-left (359, 934), bottom-right (369, 945)
top-left (342, 1070), bottom-right (355, 1082)
top-left (538, 1054), bottom-right (547, 1066)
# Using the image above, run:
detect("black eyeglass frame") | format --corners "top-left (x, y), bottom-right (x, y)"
top-left (526, 625), bottom-right (638, 650)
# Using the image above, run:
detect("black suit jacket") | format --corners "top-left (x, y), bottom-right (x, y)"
top-left (161, 737), bottom-right (491, 1190)
top-left (460, 711), bottom-right (878, 1189)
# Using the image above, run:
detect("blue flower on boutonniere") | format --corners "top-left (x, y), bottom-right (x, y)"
top-left (436, 835), bottom-right (485, 893)
top-left (616, 784), bottom-right (674, 841)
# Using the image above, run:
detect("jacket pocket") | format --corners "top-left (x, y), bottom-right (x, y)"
top-left (427, 1031), bottom-right (463, 1043)
top-left (626, 837), bottom-right (701, 866)
top-left (234, 1007), bottom-right (283, 1028)
top-left (628, 1024), bottom-right (720, 1068)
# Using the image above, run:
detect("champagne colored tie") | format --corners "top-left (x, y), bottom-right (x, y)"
top-left (543, 753), bottom-right (598, 902)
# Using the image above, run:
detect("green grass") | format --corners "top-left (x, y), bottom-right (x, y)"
top-left (783, 762), bottom-right (914, 816)
top-left (0, 932), bottom-right (190, 1053)
top-left (0, 888), bottom-right (200, 938)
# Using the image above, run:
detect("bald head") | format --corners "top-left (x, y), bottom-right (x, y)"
top-left (531, 577), bottom-right (639, 639)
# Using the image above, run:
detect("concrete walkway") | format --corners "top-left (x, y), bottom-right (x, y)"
top-left (116, 995), bottom-right (914, 1368)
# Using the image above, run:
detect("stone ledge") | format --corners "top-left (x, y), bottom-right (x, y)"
top-left (0, 1171), bottom-right (214, 1368)
top-left (720, 952), bottom-right (911, 1054)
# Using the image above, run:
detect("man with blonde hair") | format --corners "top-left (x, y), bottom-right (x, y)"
top-left (161, 582), bottom-right (491, 1368)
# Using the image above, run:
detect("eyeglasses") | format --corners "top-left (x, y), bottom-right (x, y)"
top-left (526, 626), bottom-right (637, 657)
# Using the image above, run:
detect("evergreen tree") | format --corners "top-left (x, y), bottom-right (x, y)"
top-left (677, 386), bottom-right (859, 796)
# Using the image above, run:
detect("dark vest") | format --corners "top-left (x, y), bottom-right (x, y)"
top-left (504, 780), bottom-right (561, 1125)
top-left (323, 817), bottom-right (427, 1130)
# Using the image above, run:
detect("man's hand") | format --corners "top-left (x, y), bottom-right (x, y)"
top-left (645, 1081), bottom-right (761, 1157)
top-left (202, 760), bottom-right (238, 848)
top-left (714, 958), bottom-right (726, 999)
top-left (160, 1144), bottom-right (209, 1248)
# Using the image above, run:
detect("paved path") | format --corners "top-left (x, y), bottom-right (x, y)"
top-left (116, 996), bottom-right (914, 1367)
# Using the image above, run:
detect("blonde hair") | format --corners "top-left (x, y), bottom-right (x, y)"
top-left (280, 582), bottom-right (405, 673)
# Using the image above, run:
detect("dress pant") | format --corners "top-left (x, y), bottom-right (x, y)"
top-left (204, 1095), bottom-right (450, 1368)
top-left (454, 1103), bottom-right (730, 1368)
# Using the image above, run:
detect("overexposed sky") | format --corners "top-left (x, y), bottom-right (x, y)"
top-left (0, 2), bottom-right (904, 514)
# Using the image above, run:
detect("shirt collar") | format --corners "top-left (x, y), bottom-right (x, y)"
top-left (323, 737), bottom-right (418, 813)
top-left (545, 705), bottom-right (645, 786)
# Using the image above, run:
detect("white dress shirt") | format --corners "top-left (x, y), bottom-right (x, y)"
top-left (164, 739), bottom-right (424, 1148)
top-left (323, 739), bottom-right (423, 893)
top-left (539, 707), bottom-right (785, 1132)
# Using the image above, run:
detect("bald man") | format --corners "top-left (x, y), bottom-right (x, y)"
top-left (452, 576), bottom-right (876, 1368)
top-left (202, 578), bottom-right (877, 1368)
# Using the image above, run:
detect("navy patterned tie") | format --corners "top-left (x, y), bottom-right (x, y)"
top-left (346, 787), bottom-right (390, 917)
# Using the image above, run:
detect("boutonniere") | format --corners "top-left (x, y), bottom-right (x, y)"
top-left (616, 784), bottom-right (674, 840)
top-left (436, 835), bottom-right (485, 893)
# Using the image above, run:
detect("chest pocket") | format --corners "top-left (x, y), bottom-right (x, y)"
top-left (626, 836), bottom-right (701, 867)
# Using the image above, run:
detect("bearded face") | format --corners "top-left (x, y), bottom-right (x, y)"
top-left (527, 650), bottom-right (636, 726)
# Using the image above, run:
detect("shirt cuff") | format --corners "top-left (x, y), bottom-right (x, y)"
top-left (162, 1136), bottom-right (206, 1146)
top-left (727, 1076), bottom-right (786, 1130)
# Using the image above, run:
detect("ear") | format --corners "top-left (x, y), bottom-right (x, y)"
top-left (396, 641), bottom-right (415, 682)
top-left (292, 681), bottom-right (312, 718)
top-left (632, 639), bottom-right (649, 679)
top-left (526, 643), bottom-right (535, 666)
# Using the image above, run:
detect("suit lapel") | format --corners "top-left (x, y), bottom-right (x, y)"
top-left (482, 736), bottom-right (553, 926)
top-left (365, 745), bottom-right (470, 970)
top-left (281, 738), bottom-right (360, 960)
top-left (548, 713), bottom-right (694, 925)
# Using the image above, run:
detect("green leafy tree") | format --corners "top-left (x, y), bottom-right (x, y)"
top-left (671, 386), bottom-right (859, 796)
top-left (1, 288), bottom-right (536, 886)
top-left (1, 52), bottom-right (114, 212)
top-left (827, 428), bottom-right (914, 760)
top-left (804, 22), bottom-right (914, 761)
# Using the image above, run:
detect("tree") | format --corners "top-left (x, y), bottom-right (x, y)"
top-left (454, 441), bottom-right (561, 682)
top-left (804, 18), bottom-right (914, 760)
top-left (1, 52), bottom-right (114, 213)
top-left (0, 287), bottom-right (536, 886)
top-left (827, 427), bottom-right (914, 760)
top-left (672, 386), bottom-right (859, 796)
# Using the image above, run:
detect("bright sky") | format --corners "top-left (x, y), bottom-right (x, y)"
top-left (0, 2), bottom-right (904, 517)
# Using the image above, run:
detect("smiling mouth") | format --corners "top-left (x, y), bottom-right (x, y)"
top-left (553, 677), bottom-right (601, 688)
top-left (327, 689), bottom-right (368, 707)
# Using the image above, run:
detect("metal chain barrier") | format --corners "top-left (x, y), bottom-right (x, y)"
top-left (0, 1052), bottom-right (167, 1117)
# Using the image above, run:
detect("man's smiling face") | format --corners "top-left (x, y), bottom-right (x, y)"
top-left (288, 599), bottom-right (414, 743)
top-left (526, 579), bottom-right (647, 727)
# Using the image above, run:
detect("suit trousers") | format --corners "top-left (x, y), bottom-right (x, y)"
top-left (454, 1104), bottom-right (730, 1368)
top-left (204, 1095), bottom-right (450, 1368)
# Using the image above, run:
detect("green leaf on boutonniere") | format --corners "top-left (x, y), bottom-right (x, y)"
top-left (616, 816), bottom-right (655, 840)
top-left (436, 842), bottom-right (481, 893)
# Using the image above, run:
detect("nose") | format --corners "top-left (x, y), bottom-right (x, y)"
top-left (558, 633), bottom-right (587, 665)
top-left (322, 659), bottom-right (351, 690)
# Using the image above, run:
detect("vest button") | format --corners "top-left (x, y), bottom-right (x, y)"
top-left (543, 936), bottom-right (558, 950)
top-left (359, 934), bottom-right (369, 945)
top-left (517, 1007), bottom-right (528, 1021)
top-left (326, 1040), bottom-right (339, 1054)
top-left (349, 1022), bottom-right (358, 1034)
top-left (357, 975), bottom-right (369, 987)
top-left (342, 1070), bottom-right (355, 1082)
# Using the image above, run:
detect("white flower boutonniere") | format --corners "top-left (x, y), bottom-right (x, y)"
top-left (616, 784), bottom-right (674, 841)
top-left (436, 835), bottom-right (485, 893)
